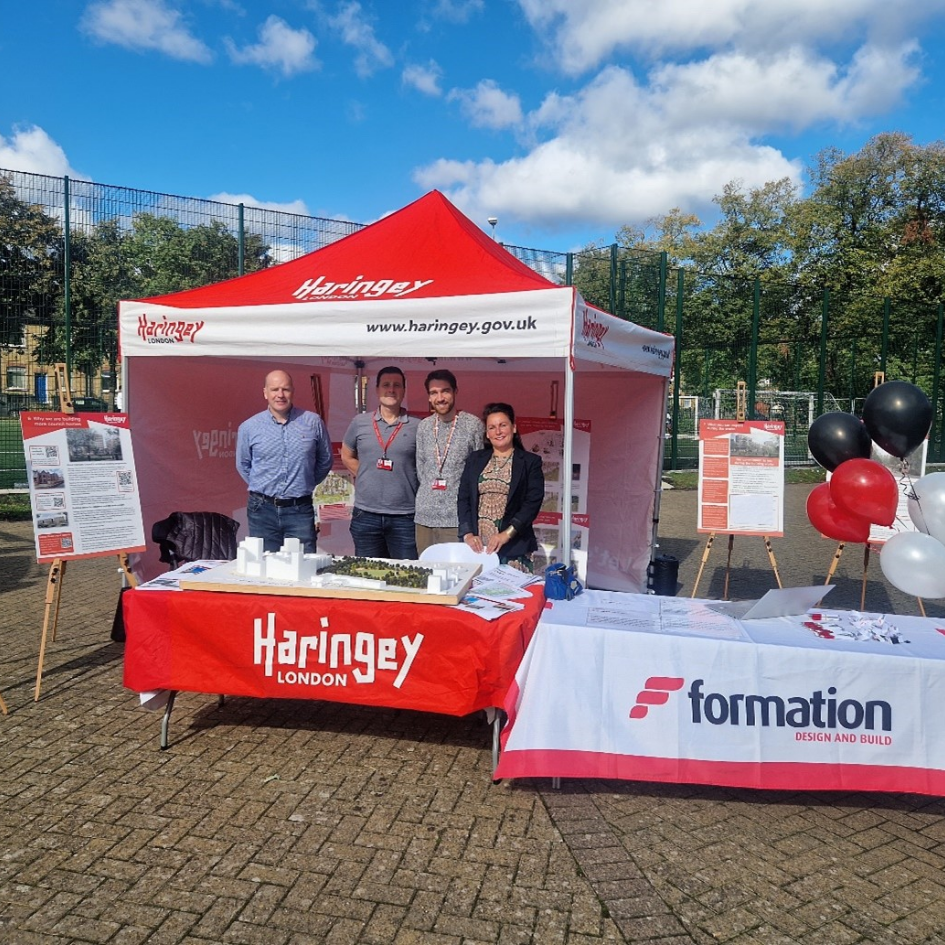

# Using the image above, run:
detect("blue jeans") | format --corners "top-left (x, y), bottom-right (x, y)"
top-left (247, 495), bottom-right (317, 553)
top-left (349, 508), bottom-right (418, 559)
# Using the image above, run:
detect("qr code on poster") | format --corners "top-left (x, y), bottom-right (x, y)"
top-left (116, 470), bottom-right (134, 493)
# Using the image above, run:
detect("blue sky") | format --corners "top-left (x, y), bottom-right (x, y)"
top-left (3, 0), bottom-right (945, 252)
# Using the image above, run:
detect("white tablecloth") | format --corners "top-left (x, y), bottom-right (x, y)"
top-left (495, 591), bottom-right (945, 795)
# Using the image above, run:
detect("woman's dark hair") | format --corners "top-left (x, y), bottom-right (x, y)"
top-left (482, 402), bottom-right (524, 451)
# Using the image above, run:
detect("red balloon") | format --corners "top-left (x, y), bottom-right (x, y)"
top-left (830, 458), bottom-right (899, 527)
top-left (807, 482), bottom-right (872, 542)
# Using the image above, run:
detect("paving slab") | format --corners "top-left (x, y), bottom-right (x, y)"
top-left (3, 486), bottom-right (945, 944)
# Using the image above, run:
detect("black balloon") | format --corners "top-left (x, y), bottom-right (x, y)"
top-left (807, 411), bottom-right (873, 471)
top-left (862, 381), bottom-right (933, 459)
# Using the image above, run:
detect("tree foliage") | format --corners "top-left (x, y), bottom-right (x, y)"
top-left (0, 175), bottom-right (273, 379)
top-left (573, 133), bottom-right (945, 400)
top-left (0, 177), bottom-right (62, 346)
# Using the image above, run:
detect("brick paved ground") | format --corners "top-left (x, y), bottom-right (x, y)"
top-left (3, 486), bottom-right (945, 944)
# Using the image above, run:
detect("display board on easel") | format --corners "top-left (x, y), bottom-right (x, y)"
top-left (692, 382), bottom-right (786, 598)
top-left (19, 364), bottom-right (145, 700)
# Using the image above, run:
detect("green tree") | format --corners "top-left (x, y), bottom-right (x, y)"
top-left (0, 176), bottom-right (62, 346)
top-left (125, 214), bottom-right (271, 297)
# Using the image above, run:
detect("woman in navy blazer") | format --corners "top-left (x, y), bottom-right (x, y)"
top-left (457, 402), bottom-right (545, 568)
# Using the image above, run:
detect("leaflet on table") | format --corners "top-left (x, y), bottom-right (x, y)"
top-left (453, 594), bottom-right (526, 621)
top-left (20, 412), bottom-right (146, 563)
top-left (469, 576), bottom-right (533, 601)
top-left (660, 599), bottom-right (753, 641)
top-left (481, 564), bottom-right (542, 588)
top-left (135, 560), bottom-right (226, 591)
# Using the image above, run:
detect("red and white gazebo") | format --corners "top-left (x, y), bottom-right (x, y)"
top-left (118, 190), bottom-right (674, 587)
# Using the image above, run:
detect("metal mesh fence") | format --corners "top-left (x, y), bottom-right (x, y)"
top-left (2, 167), bottom-right (943, 488)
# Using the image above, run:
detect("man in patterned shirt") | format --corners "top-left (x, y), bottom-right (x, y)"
top-left (236, 369), bottom-right (332, 553)
top-left (414, 369), bottom-right (484, 554)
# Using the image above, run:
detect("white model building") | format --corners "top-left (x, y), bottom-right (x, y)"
top-left (234, 536), bottom-right (330, 583)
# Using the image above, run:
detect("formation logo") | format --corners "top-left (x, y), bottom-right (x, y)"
top-left (629, 676), bottom-right (685, 718)
top-left (628, 675), bottom-right (893, 734)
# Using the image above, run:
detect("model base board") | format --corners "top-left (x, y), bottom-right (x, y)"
top-left (179, 556), bottom-right (481, 605)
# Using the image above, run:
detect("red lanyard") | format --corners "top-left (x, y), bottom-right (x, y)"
top-left (433, 415), bottom-right (458, 475)
top-left (373, 415), bottom-right (405, 458)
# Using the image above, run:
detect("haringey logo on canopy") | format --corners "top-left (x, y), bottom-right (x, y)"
top-left (137, 314), bottom-right (205, 344)
top-left (642, 343), bottom-right (671, 361)
top-left (292, 275), bottom-right (434, 301)
top-left (581, 308), bottom-right (609, 348)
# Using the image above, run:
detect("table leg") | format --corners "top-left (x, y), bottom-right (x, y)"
top-left (160, 691), bottom-right (178, 750)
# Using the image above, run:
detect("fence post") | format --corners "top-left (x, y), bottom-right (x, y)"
top-left (618, 257), bottom-right (626, 320)
top-left (238, 203), bottom-right (245, 276)
top-left (848, 337), bottom-right (857, 411)
top-left (933, 301), bottom-right (944, 462)
top-left (748, 277), bottom-right (760, 417)
top-left (609, 244), bottom-right (617, 317)
top-left (817, 287), bottom-right (829, 418)
top-left (657, 251), bottom-right (667, 332)
top-left (565, 252), bottom-right (573, 286)
top-left (63, 175), bottom-right (72, 379)
top-left (670, 267), bottom-right (684, 470)
top-left (880, 298), bottom-right (890, 377)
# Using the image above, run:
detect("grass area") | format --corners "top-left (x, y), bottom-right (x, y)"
top-left (662, 467), bottom-right (827, 491)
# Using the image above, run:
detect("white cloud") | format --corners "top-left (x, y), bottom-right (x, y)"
top-left (225, 15), bottom-right (318, 76)
top-left (80, 0), bottom-right (213, 63)
top-left (207, 191), bottom-right (311, 216)
top-left (448, 80), bottom-right (523, 130)
top-left (650, 42), bottom-right (920, 132)
top-left (328, 1), bottom-right (394, 78)
top-left (415, 21), bottom-right (928, 236)
top-left (0, 126), bottom-right (86, 179)
top-left (430, 0), bottom-right (484, 23)
top-left (403, 61), bottom-right (443, 96)
top-left (516, 0), bottom-right (945, 75)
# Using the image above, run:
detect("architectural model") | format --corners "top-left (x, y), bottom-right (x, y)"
top-left (230, 538), bottom-right (468, 595)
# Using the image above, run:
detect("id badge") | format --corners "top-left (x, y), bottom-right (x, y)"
top-left (432, 478), bottom-right (447, 491)
top-left (377, 458), bottom-right (393, 471)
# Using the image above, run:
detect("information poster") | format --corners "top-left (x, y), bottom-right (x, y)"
top-left (517, 417), bottom-right (591, 579)
top-left (21, 412), bottom-right (146, 563)
top-left (697, 420), bottom-right (785, 536)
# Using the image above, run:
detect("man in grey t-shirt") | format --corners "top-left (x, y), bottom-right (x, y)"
top-left (341, 366), bottom-right (419, 559)
top-left (414, 369), bottom-right (485, 554)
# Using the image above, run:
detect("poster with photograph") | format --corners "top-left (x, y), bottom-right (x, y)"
top-left (21, 412), bottom-right (146, 563)
top-left (697, 420), bottom-right (785, 536)
top-left (515, 416), bottom-right (592, 580)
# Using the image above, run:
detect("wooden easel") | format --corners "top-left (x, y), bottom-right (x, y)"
top-left (690, 532), bottom-right (783, 599)
top-left (33, 365), bottom-right (138, 701)
top-left (823, 540), bottom-right (925, 616)
top-left (691, 381), bottom-right (783, 599)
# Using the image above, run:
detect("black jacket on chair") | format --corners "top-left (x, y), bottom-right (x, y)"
top-left (457, 447), bottom-right (545, 558)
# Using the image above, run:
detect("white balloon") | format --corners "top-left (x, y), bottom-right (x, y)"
top-left (908, 472), bottom-right (945, 545)
top-left (880, 531), bottom-right (945, 599)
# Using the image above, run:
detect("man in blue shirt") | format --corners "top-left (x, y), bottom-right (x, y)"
top-left (236, 370), bottom-right (332, 553)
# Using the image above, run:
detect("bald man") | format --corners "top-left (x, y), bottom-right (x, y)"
top-left (236, 369), bottom-right (332, 553)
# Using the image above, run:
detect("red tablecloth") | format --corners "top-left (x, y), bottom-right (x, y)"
top-left (124, 586), bottom-right (544, 716)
